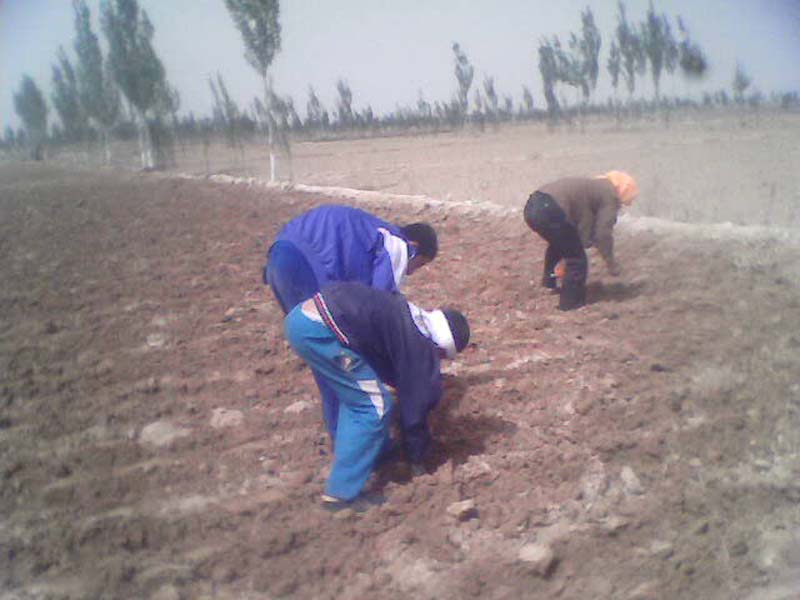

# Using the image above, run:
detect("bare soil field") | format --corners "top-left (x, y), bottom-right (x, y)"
top-left (42, 110), bottom-right (800, 227)
top-left (94, 110), bottom-right (800, 229)
top-left (1, 131), bottom-right (800, 598)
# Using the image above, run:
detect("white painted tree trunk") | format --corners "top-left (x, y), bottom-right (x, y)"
top-left (263, 76), bottom-right (277, 183)
top-left (102, 127), bottom-right (112, 166)
top-left (135, 108), bottom-right (154, 170)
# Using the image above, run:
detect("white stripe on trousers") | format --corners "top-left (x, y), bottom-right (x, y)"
top-left (357, 380), bottom-right (385, 418)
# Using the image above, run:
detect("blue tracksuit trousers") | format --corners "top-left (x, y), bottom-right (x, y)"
top-left (264, 240), bottom-right (341, 438)
top-left (284, 305), bottom-right (394, 501)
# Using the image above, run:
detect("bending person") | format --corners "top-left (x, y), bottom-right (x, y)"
top-left (523, 171), bottom-right (639, 310)
top-left (263, 204), bottom-right (438, 436)
top-left (284, 282), bottom-right (470, 509)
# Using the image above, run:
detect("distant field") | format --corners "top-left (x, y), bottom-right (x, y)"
top-left (35, 109), bottom-right (799, 229)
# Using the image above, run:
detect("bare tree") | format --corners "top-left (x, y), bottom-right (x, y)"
top-left (521, 85), bottom-right (534, 117)
top-left (483, 76), bottom-right (499, 124)
top-left (452, 42), bottom-right (474, 123)
top-left (305, 86), bottom-right (327, 130)
top-left (472, 88), bottom-right (485, 131)
top-left (502, 95), bottom-right (514, 121)
top-left (335, 79), bottom-right (354, 127)
top-left (209, 72), bottom-right (242, 158)
top-left (417, 91), bottom-right (433, 122)
top-left (732, 62), bottom-right (752, 104)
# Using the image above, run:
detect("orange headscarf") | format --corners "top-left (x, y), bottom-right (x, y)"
top-left (599, 171), bottom-right (639, 205)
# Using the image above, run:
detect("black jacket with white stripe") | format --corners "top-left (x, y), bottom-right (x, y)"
top-left (313, 282), bottom-right (442, 463)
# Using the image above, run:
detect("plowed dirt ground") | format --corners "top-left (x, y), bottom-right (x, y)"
top-left (1, 163), bottom-right (799, 599)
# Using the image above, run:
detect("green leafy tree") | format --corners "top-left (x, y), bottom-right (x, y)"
top-left (641, 1), bottom-right (670, 101)
top-left (73, 0), bottom-right (120, 164)
top-left (101, 0), bottom-right (172, 169)
top-left (3, 126), bottom-right (15, 149)
top-left (13, 75), bottom-right (48, 159)
top-left (661, 18), bottom-right (679, 92)
top-left (225, 0), bottom-right (282, 181)
top-left (615, 1), bottom-right (644, 99)
top-left (677, 16), bottom-right (708, 79)
top-left (538, 39), bottom-right (560, 120)
top-left (51, 47), bottom-right (88, 142)
top-left (569, 7), bottom-right (602, 104)
top-left (551, 36), bottom-right (584, 107)
top-left (607, 41), bottom-right (622, 97)
top-left (732, 62), bottom-right (752, 104)
top-left (452, 42), bottom-right (474, 123)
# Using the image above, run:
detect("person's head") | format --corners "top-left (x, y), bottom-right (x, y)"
top-left (431, 308), bottom-right (470, 359)
top-left (401, 222), bottom-right (438, 274)
top-left (443, 309), bottom-right (470, 357)
top-left (600, 171), bottom-right (639, 206)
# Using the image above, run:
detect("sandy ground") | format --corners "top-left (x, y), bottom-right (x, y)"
top-left (2, 115), bottom-right (800, 599)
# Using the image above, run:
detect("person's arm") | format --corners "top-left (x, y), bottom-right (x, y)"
top-left (594, 199), bottom-right (620, 274)
top-left (371, 251), bottom-right (399, 292)
top-left (576, 210), bottom-right (594, 249)
top-left (394, 346), bottom-right (441, 465)
top-left (370, 228), bottom-right (409, 292)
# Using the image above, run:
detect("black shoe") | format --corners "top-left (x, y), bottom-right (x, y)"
top-left (542, 273), bottom-right (557, 289)
top-left (559, 281), bottom-right (586, 310)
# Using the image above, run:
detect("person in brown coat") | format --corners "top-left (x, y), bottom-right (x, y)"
top-left (523, 171), bottom-right (639, 310)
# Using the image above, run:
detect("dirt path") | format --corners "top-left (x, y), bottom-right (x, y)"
top-left (1, 163), bottom-right (799, 599)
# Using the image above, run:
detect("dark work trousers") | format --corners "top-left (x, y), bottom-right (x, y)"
top-left (523, 191), bottom-right (588, 310)
top-left (264, 240), bottom-right (342, 439)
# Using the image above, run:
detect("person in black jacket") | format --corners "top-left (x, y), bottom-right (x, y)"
top-left (284, 281), bottom-right (470, 508)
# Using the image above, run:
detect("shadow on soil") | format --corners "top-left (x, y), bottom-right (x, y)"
top-left (587, 280), bottom-right (647, 304)
top-left (374, 372), bottom-right (516, 488)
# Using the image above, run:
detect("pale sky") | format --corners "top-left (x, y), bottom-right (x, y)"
top-left (1, 0), bottom-right (799, 132)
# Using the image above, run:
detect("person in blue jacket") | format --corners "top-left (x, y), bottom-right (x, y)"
top-left (264, 204), bottom-right (439, 437)
top-left (264, 204), bottom-right (437, 313)
top-left (284, 281), bottom-right (470, 509)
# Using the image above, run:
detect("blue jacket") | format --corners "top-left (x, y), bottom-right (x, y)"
top-left (274, 205), bottom-right (412, 292)
top-left (313, 282), bottom-right (442, 463)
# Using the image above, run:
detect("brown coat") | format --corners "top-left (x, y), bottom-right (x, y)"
top-left (538, 177), bottom-right (620, 266)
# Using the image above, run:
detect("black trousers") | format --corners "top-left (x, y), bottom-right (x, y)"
top-left (524, 191), bottom-right (588, 310)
